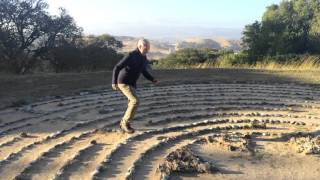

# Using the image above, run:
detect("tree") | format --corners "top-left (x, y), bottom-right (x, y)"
top-left (0, 0), bottom-right (82, 74)
top-left (47, 34), bottom-right (123, 73)
top-left (241, 0), bottom-right (320, 61)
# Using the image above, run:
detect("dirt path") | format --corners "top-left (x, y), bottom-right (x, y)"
top-left (1, 71), bottom-right (320, 179)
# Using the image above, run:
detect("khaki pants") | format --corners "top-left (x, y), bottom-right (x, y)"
top-left (118, 84), bottom-right (139, 124)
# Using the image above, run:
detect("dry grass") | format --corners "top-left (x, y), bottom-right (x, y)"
top-left (254, 56), bottom-right (320, 70)
top-left (160, 55), bottom-right (320, 71)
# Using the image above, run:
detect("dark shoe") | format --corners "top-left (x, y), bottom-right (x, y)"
top-left (120, 122), bottom-right (135, 134)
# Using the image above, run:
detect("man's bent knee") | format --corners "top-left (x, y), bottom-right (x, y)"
top-left (129, 98), bottom-right (139, 106)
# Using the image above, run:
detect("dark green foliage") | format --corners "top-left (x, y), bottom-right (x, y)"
top-left (242, 0), bottom-right (320, 62)
top-left (0, 0), bottom-right (83, 74)
top-left (155, 48), bottom-right (247, 68)
top-left (0, 0), bottom-right (123, 74)
top-left (47, 34), bottom-right (123, 73)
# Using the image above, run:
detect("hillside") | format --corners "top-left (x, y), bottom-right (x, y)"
top-left (116, 36), bottom-right (241, 60)
top-left (176, 37), bottom-right (241, 51)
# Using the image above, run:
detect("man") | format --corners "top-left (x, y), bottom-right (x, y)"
top-left (112, 38), bottom-right (158, 133)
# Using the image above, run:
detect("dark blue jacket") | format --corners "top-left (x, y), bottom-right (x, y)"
top-left (112, 49), bottom-right (154, 88)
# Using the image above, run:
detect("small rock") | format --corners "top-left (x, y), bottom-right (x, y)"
top-left (157, 147), bottom-right (218, 177)
top-left (20, 132), bottom-right (28, 137)
top-left (80, 92), bottom-right (89, 96)
top-left (251, 121), bottom-right (266, 129)
top-left (57, 102), bottom-right (64, 107)
top-left (229, 145), bottom-right (237, 151)
top-left (244, 134), bottom-right (252, 139)
top-left (233, 125), bottom-right (240, 129)
top-left (262, 132), bottom-right (270, 136)
top-left (252, 132), bottom-right (263, 136)
top-left (98, 108), bottom-right (114, 114)
top-left (91, 140), bottom-right (97, 145)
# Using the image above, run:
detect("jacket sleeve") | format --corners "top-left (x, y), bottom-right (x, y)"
top-left (112, 53), bottom-right (130, 84)
top-left (142, 62), bottom-right (155, 82)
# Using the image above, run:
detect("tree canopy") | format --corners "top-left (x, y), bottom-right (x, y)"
top-left (241, 0), bottom-right (320, 62)
top-left (0, 0), bottom-right (123, 74)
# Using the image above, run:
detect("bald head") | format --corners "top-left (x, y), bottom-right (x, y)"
top-left (137, 38), bottom-right (150, 55)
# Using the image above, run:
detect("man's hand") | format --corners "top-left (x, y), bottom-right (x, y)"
top-left (112, 84), bottom-right (119, 90)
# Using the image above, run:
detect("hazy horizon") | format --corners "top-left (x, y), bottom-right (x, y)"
top-left (110, 26), bottom-right (243, 41)
top-left (48, 0), bottom-right (282, 40)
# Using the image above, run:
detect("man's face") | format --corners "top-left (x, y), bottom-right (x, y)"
top-left (138, 43), bottom-right (150, 55)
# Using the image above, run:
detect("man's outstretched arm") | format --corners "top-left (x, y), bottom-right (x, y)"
top-left (142, 65), bottom-right (158, 84)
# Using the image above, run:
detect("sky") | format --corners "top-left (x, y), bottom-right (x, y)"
top-left (48, 0), bottom-right (282, 39)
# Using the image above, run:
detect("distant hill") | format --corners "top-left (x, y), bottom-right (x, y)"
top-left (115, 36), bottom-right (241, 60)
top-left (176, 37), bottom-right (240, 51)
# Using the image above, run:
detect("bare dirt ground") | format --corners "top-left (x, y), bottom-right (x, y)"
top-left (0, 68), bottom-right (320, 180)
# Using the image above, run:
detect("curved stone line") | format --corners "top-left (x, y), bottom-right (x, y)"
top-left (0, 136), bottom-right (22, 149)
top-left (127, 124), bottom-right (275, 180)
top-left (2, 83), bottom-right (318, 116)
top-left (12, 130), bottom-right (97, 180)
top-left (53, 142), bottom-right (102, 180)
top-left (2, 91), bottom-right (311, 139)
top-left (94, 118), bottom-right (274, 179)
top-left (2, 82), bottom-right (317, 132)
top-left (0, 123), bottom-right (112, 174)
top-left (0, 97), bottom-right (310, 141)
top-left (12, 82), bottom-right (320, 115)
top-left (0, 95), bottom-right (312, 146)
top-left (137, 83), bottom-right (320, 95)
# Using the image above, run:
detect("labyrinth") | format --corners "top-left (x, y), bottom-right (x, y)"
top-left (0, 82), bottom-right (320, 180)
